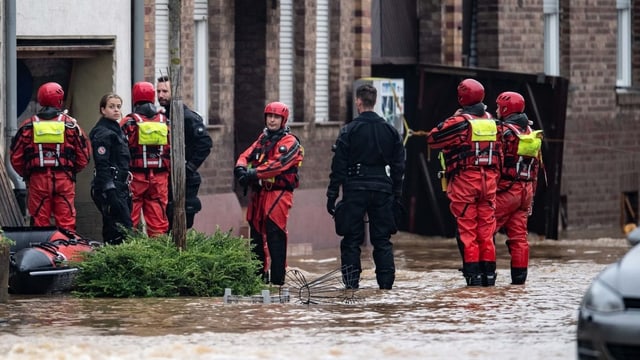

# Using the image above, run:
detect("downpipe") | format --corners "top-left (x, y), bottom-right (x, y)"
top-left (4, 0), bottom-right (27, 212)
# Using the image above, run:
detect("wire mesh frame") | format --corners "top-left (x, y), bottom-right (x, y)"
top-left (285, 266), bottom-right (361, 305)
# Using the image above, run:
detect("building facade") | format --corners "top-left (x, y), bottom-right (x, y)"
top-left (2, 0), bottom-right (640, 246)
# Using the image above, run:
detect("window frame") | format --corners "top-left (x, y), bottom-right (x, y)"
top-left (194, 0), bottom-right (209, 121)
top-left (279, 0), bottom-right (295, 121)
top-left (617, 0), bottom-right (632, 88)
top-left (543, 0), bottom-right (560, 76)
top-left (314, 0), bottom-right (330, 122)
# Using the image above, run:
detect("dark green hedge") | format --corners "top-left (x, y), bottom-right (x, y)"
top-left (73, 230), bottom-right (264, 298)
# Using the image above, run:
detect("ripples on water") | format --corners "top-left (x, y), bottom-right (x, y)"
top-left (0, 233), bottom-right (631, 359)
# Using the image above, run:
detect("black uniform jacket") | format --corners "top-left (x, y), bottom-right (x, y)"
top-left (327, 111), bottom-right (405, 198)
top-left (90, 117), bottom-right (131, 192)
top-left (165, 104), bottom-right (213, 171)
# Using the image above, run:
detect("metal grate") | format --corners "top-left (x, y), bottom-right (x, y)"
top-left (624, 297), bottom-right (640, 309)
top-left (607, 343), bottom-right (640, 360)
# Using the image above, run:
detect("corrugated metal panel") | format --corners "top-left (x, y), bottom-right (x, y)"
top-left (194, 0), bottom-right (208, 19)
top-left (155, 0), bottom-right (170, 79)
top-left (315, 0), bottom-right (329, 122)
top-left (279, 0), bottom-right (294, 121)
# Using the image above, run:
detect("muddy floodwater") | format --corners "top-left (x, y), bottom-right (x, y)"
top-left (0, 231), bottom-right (632, 359)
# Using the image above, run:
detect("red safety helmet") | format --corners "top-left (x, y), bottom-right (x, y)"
top-left (496, 91), bottom-right (525, 119)
top-left (37, 82), bottom-right (65, 108)
top-left (457, 78), bottom-right (485, 106)
top-left (132, 82), bottom-right (156, 105)
top-left (264, 101), bottom-right (290, 127)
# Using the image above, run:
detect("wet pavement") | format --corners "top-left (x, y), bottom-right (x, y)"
top-left (0, 231), bottom-right (632, 359)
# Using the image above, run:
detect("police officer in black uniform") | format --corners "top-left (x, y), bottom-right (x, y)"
top-left (156, 76), bottom-right (213, 230)
top-left (90, 93), bottom-right (132, 245)
top-left (326, 84), bottom-right (406, 290)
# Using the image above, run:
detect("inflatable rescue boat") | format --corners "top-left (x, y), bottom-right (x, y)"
top-left (4, 226), bottom-right (100, 294)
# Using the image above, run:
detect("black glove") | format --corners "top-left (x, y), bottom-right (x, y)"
top-left (234, 166), bottom-right (249, 186)
top-left (102, 188), bottom-right (120, 214)
top-left (235, 166), bottom-right (258, 187)
top-left (246, 168), bottom-right (257, 181)
top-left (239, 169), bottom-right (258, 187)
top-left (234, 166), bottom-right (247, 180)
top-left (326, 197), bottom-right (337, 216)
top-left (238, 175), bottom-right (249, 187)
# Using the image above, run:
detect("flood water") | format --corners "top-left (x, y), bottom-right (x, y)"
top-left (0, 231), bottom-right (631, 359)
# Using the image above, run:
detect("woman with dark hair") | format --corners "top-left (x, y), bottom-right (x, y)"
top-left (89, 93), bottom-right (132, 244)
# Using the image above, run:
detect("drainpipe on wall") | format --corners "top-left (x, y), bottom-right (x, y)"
top-left (4, 0), bottom-right (26, 203)
top-left (132, 0), bottom-right (144, 83)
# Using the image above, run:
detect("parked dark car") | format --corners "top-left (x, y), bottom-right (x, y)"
top-left (577, 243), bottom-right (640, 359)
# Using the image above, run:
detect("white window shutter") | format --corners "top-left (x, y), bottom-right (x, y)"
top-left (155, 0), bottom-right (170, 79)
top-left (194, 0), bottom-right (209, 122)
top-left (279, 0), bottom-right (295, 121)
top-left (315, 0), bottom-right (330, 122)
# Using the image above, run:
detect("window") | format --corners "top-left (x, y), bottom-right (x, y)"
top-left (315, 0), bottom-right (330, 122)
top-left (617, 0), bottom-right (631, 88)
top-left (155, 0), bottom-right (169, 78)
top-left (279, 0), bottom-right (295, 121)
top-left (543, 0), bottom-right (559, 76)
top-left (194, 0), bottom-right (208, 121)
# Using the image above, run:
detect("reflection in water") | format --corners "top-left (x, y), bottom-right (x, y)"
top-left (0, 232), bottom-right (630, 359)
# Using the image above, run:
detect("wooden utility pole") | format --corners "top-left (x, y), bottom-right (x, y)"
top-left (168, 0), bottom-right (187, 249)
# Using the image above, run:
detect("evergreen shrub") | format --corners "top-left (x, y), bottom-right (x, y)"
top-left (73, 229), bottom-right (264, 298)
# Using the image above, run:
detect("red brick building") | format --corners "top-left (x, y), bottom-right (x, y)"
top-left (139, 0), bottom-right (640, 246)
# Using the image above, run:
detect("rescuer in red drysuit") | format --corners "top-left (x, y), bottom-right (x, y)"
top-left (120, 82), bottom-right (171, 236)
top-left (234, 102), bottom-right (304, 286)
top-left (427, 78), bottom-right (502, 286)
top-left (10, 82), bottom-right (91, 232)
top-left (494, 91), bottom-right (542, 285)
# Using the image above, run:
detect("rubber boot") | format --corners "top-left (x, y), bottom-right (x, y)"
top-left (462, 262), bottom-right (483, 286)
top-left (480, 261), bottom-right (497, 287)
top-left (511, 267), bottom-right (527, 285)
top-left (377, 270), bottom-right (395, 290)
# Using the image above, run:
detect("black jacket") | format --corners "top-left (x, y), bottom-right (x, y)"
top-left (164, 104), bottom-right (212, 171)
top-left (327, 111), bottom-right (405, 198)
top-left (89, 117), bottom-right (131, 192)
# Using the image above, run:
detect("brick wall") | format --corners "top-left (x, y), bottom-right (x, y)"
top-left (353, 0), bottom-right (372, 79)
top-left (442, 0), bottom-right (463, 66)
top-left (475, 1), bottom-right (499, 69)
top-left (490, 1), bottom-right (640, 231)
top-left (293, 0), bottom-right (318, 124)
top-left (329, 0), bottom-right (354, 123)
top-left (143, 0), bottom-right (194, 104)
top-left (561, 2), bottom-right (621, 230)
top-left (414, 0), bottom-right (640, 232)
top-left (418, 1), bottom-right (443, 64)
top-left (144, 0), bottom-right (155, 82)
top-left (196, 0), bottom-right (353, 200)
top-left (495, 0), bottom-right (544, 73)
top-left (634, 1), bottom-right (640, 86)
top-left (202, 0), bottom-right (236, 195)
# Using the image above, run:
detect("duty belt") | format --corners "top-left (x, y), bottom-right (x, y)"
top-left (114, 172), bottom-right (132, 183)
top-left (104, 167), bottom-right (132, 184)
top-left (347, 163), bottom-right (390, 177)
